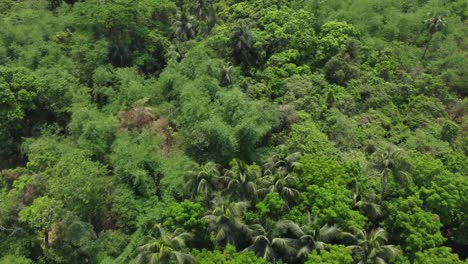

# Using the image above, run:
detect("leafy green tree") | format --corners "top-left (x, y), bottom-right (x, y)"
top-left (255, 193), bottom-right (286, 221)
top-left (385, 196), bottom-right (445, 254)
top-left (298, 155), bottom-right (350, 187)
top-left (110, 186), bottom-right (141, 233)
top-left (46, 151), bottom-right (111, 221)
top-left (136, 224), bottom-right (194, 264)
top-left (317, 21), bottom-right (360, 62)
top-left (0, 67), bottom-right (37, 166)
top-left (193, 244), bottom-right (268, 264)
top-left (413, 247), bottom-right (463, 264)
top-left (305, 244), bottom-right (352, 264)
top-left (287, 118), bottom-right (337, 157)
top-left (161, 200), bottom-right (208, 246)
top-left (110, 130), bottom-right (161, 197)
top-left (303, 182), bottom-right (367, 230)
top-left (0, 255), bottom-right (32, 264)
top-left (18, 196), bottom-right (64, 246)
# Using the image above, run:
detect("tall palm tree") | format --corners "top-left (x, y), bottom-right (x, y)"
top-left (244, 222), bottom-right (298, 263)
top-left (136, 224), bottom-right (194, 264)
top-left (258, 171), bottom-right (299, 209)
top-left (193, 0), bottom-right (214, 22)
top-left (352, 180), bottom-right (383, 221)
top-left (279, 218), bottom-right (341, 260)
top-left (219, 62), bottom-right (235, 87)
top-left (375, 146), bottom-right (410, 204)
top-left (422, 14), bottom-right (447, 59)
top-left (225, 159), bottom-right (260, 201)
top-left (263, 145), bottom-right (301, 175)
top-left (229, 22), bottom-right (256, 66)
top-left (172, 13), bottom-right (196, 41)
top-left (185, 162), bottom-right (225, 201)
top-left (342, 228), bottom-right (401, 264)
top-left (203, 195), bottom-right (252, 248)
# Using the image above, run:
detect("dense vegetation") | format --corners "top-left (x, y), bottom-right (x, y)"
top-left (0, 0), bottom-right (467, 263)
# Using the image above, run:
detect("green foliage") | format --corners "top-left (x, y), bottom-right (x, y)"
top-left (304, 182), bottom-right (367, 230)
top-left (298, 155), bottom-right (349, 187)
top-left (162, 200), bottom-right (205, 234)
top-left (413, 247), bottom-right (463, 264)
top-left (46, 151), bottom-right (111, 220)
top-left (385, 196), bottom-right (445, 254)
top-left (288, 113), bottom-right (337, 156)
top-left (192, 245), bottom-right (269, 264)
top-left (95, 230), bottom-right (130, 258)
top-left (1, 0), bottom-right (467, 262)
top-left (0, 67), bottom-right (37, 135)
top-left (0, 255), bottom-right (32, 264)
top-left (305, 244), bottom-right (352, 264)
top-left (256, 192), bottom-right (285, 220)
top-left (19, 196), bottom-right (64, 232)
top-left (110, 130), bottom-right (161, 197)
top-left (317, 21), bottom-right (360, 62)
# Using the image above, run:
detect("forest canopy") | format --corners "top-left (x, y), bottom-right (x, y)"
top-left (0, 0), bottom-right (467, 263)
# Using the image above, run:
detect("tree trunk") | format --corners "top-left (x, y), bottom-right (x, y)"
top-left (422, 34), bottom-right (433, 59)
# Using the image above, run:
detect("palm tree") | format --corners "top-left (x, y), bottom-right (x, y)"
top-left (342, 228), bottom-right (401, 264)
top-left (263, 145), bottom-right (301, 175)
top-left (244, 222), bottom-right (299, 263)
top-left (166, 43), bottom-right (186, 62)
top-left (203, 195), bottom-right (252, 248)
top-left (375, 146), bottom-right (410, 204)
top-left (279, 218), bottom-right (341, 260)
top-left (352, 180), bottom-right (383, 221)
top-left (136, 224), bottom-right (194, 264)
top-left (225, 159), bottom-right (260, 201)
top-left (258, 171), bottom-right (299, 209)
top-left (219, 62), bottom-right (235, 87)
top-left (185, 162), bottom-right (225, 201)
top-left (229, 22), bottom-right (256, 66)
top-left (172, 13), bottom-right (196, 41)
top-left (193, 0), bottom-right (214, 22)
top-left (422, 14), bottom-right (447, 59)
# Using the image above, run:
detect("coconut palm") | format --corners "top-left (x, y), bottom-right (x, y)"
top-left (219, 61), bottom-right (235, 87)
top-left (225, 159), bottom-right (260, 201)
top-left (166, 43), bottom-right (186, 62)
top-left (279, 218), bottom-right (341, 260)
top-left (136, 224), bottom-right (194, 264)
top-left (203, 195), bottom-right (252, 248)
top-left (258, 171), bottom-right (299, 209)
top-left (263, 145), bottom-right (301, 175)
top-left (229, 22), bottom-right (256, 66)
top-left (244, 222), bottom-right (299, 263)
top-left (422, 14), bottom-right (447, 59)
top-left (193, 0), bottom-right (214, 22)
top-left (352, 180), bottom-right (383, 221)
top-left (185, 162), bottom-right (225, 201)
top-left (375, 146), bottom-right (410, 204)
top-left (172, 13), bottom-right (196, 41)
top-left (343, 228), bottom-right (401, 264)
